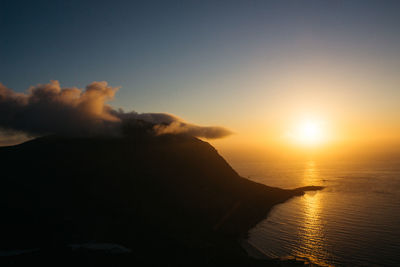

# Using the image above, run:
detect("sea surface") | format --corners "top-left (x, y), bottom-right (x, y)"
top-left (233, 159), bottom-right (400, 266)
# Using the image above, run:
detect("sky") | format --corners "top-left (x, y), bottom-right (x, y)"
top-left (1, 0), bottom-right (400, 159)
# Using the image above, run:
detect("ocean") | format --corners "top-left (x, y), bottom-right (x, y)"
top-left (233, 159), bottom-right (400, 266)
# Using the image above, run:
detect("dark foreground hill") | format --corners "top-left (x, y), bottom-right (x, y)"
top-left (0, 130), bottom-right (321, 266)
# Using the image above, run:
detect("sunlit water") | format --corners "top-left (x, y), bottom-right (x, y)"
top-left (233, 160), bottom-right (400, 266)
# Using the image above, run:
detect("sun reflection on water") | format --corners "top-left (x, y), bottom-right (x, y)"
top-left (293, 160), bottom-right (331, 266)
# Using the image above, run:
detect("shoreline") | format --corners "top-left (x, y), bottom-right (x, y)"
top-left (239, 185), bottom-right (325, 266)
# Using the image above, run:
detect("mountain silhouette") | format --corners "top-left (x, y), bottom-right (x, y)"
top-left (0, 125), bottom-right (321, 266)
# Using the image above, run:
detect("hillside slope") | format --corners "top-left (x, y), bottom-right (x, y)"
top-left (0, 131), bottom-right (320, 266)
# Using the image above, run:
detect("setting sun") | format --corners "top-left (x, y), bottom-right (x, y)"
top-left (288, 119), bottom-right (325, 147)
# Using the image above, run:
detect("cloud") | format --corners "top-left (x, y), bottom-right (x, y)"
top-left (0, 81), bottom-right (232, 140)
top-left (0, 130), bottom-right (32, 146)
top-left (0, 80), bottom-right (119, 136)
top-left (113, 111), bottom-right (232, 139)
top-left (153, 120), bottom-right (232, 139)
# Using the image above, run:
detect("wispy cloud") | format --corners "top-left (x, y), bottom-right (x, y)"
top-left (0, 81), bottom-right (232, 139)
